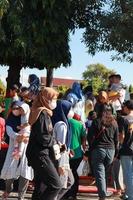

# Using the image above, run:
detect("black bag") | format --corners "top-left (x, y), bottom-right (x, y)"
top-left (4, 131), bottom-right (9, 144)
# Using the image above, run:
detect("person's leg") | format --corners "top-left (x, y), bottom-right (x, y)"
top-left (32, 156), bottom-right (62, 200)
top-left (57, 169), bottom-right (74, 200)
top-left (91, 148), bottom-right (107, 199)
top-left (5, 179), bottom-right (15, 193)
top-left (32, 171), bottom-right (43, 200)
top-left (121, 156), bottom-right (133, 200)
top-left (104, 149), bottom-right (115, 197)
top-left (18, 176), bottom-right (29, 200)
top-left (64, 157), bottom-right (82, 199)
top-left (2, 179), bottom-right (15, 199)
top-left (111, 158), bottom-right (124, 193)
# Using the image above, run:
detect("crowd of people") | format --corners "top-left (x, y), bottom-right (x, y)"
top-left (0, 73), bottom-right (133, 200)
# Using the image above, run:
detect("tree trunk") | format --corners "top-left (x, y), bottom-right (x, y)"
top-left (6, 65), bottom-right (22, 97)
top-left (119, 0), bottom-right (128, 13)
top-left (46, 68), bottom-right (54, 87)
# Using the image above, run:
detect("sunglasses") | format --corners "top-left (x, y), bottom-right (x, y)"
top-left (12, 107), bottom-right (20, 110)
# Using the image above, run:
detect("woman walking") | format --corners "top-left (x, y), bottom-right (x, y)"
top-left (52, 100), bottom-right (74, 199)
top-left (88, 105), bottom-right (119, 200)
top-left (26, 87), bottom-right (62, 200)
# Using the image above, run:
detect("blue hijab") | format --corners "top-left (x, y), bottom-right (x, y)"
top-left (51, 100), bottom-right (72, 149)
top-left (66, 82), bottom-right (83, 106)
top-left (71, 82), bottom-right (83, 100)
top-left (28, 74), bottom-right (40, 95)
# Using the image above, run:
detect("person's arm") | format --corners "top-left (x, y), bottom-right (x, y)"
top-left (119, 131), bottom-right (125, 144)
top-left (118, 117), bottom-right (128, 144)
top-left (114, 125), bottom-right (119, 157)
top-left (6, 125), bottom-right (19, 139)
top-left (6, 125), bottom-right (25, 143)
top-left (87, 120), bottom-right (97, 147)
top-left (81, 124), bottom-right (87, 152)
top-left (53, 122), bottom-right (67, 144)
top-left (1, 118), bottom-right (5, 140)
top-left (32, 112), bottom-right (54, 148)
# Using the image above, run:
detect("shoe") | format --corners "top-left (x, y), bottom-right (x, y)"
top-left (114, 189), bottom-right (122, 196)
top-left (1, 192), bottom-right (9, 200)
top-left (106, 191), bottom-right (113, 197)
top-left (120, 193), bottom-right (128, 200)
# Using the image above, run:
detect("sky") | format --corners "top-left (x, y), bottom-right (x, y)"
top-left (0, 29), bottom-right (132, 87)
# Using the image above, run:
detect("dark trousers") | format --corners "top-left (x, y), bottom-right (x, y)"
top-left (0, 148), bottom-right (7, 190)
top-left (64, 157), bottom-right (82, 199)
top-left (32, 156), bottom-right (62, 200)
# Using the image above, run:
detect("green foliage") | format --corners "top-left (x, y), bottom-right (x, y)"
top-left (0, 0), bottom-right (133, 90)
top-left (129, 84), bottom-right (133, 93)
top-left (83, 0), bottom-right (133, 62)
top-left (0, 0), bottom-right (74, 89)
top-left (0, 0), bottom-right (9, 18)
top-left (0, 0), bottom-right (71, 68)
top-left (82, 63), bottom-right (115, 95)
top-left (0, 79), bottom-right (6, 96)
top-left (57, 85), bottom-right (69, 98)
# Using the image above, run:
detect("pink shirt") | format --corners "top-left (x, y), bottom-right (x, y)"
top-left (0, 117), bottom-right (5, 149)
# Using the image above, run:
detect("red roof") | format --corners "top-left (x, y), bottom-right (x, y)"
top-left (41, 77), bottom-right (81, 87)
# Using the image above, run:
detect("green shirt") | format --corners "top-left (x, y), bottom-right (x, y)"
top-left (69, 118), bottom-right (86, 159)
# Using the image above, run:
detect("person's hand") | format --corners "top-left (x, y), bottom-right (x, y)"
top-left (129, 123), bottom-right (133, 131)
top-left (17, 126), bottom-right (21, 130)
top-left (113, 157), bottom-right (118, 162)
top-left (23, 137), bottom-right (29, 143)
top-left (69, 149), bottom-right (75, 158)
top-left (16, 134), bottom-right (25, 143)
top-left (83, 155), bottom-right (88, 161)
top-left (58, 167), bottom-right (65, 175)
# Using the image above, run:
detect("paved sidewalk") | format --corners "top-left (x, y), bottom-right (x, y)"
top-left (0, 191), bottom-right (121, 200)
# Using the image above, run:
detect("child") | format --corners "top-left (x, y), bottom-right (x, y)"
top-left (12, 102), bottom-right (30, 160)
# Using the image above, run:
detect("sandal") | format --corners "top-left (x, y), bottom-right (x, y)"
top-left (1, 192), bottom-right (9, 200)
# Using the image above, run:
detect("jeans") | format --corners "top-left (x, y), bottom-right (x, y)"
top-left (91, 148), bottom-right (115, 198)
top-left (121, 155), bottom-right (133, 200)
top-left (111, 158), bottom-right (124, 190)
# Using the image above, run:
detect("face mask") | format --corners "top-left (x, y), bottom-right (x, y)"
top-left (49, 100), bottom-right (57, 110)
top-left (67, 109), bottom-right (74, 119)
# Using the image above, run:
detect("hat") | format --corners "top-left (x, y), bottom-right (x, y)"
top-left (123, 100), bottom-right (133, 110)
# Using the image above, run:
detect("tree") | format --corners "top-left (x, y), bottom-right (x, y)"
top-left (1, 0), bottom-right (132, 94)
top-left (83, 0), bottom-right (133, 62)
top-left (0, 0), bottom-right (114, 92)
top-left (0, 0), bottom-right (71, 92)
top-left (0, 79), bottom-right (6, 96)
top-left (129, 84), bottom-right (133, 93)
top-left (0, 0), bottom-right (9, 18)
top-left (82, 63), bottom-right (115, 95)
